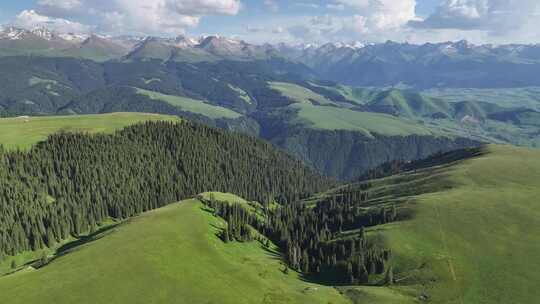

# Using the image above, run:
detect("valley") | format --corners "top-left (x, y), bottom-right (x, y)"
top-left (1, 13), bottom-right (540, 304)
top-left (1, 135), bottom-right (537, 303)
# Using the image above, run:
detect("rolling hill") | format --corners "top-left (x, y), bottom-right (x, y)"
top-left (1, 145), bottom-right (536, 303)
top-left (0, 112), bottom-right (179, 150)
top-left (0, 199), bottom-right (349, 304)
top-left (345, 145), bottom-right (540, 303)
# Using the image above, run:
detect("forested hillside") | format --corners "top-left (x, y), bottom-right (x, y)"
top-left (0, 121), bottom-right (329, 256)
top-left (4, 55), bottom-right (540, 179)
top-left (0, 56), bottom-right (489, 179)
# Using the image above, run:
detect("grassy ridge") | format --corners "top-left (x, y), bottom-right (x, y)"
top-left (366, 145), bottom-right (540, 303)
top-left (0, 112), bottom-right (179, 150)
top-left (289, 103), bottom-right (442, 137)
top-left (0, 199), bottom-right (349, 304)
top-left (136, 88), bottom-right (242, 119)
top-left (270, 82), bottom-right (336, 105)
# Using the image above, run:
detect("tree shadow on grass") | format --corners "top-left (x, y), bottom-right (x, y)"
top-left (5, 223), bottom-right (122, 274)
top-left (55, 223), bottom-right (121, 257)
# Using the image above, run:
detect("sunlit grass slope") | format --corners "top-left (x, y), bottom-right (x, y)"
top-left (289, 103), bottom-right (443, 138)
top-left (367, 145), bottom-right (540, 303)
top-left (0, 199), bottom-right (349, 304)
top-left (0, 112), bottom-right (179, 150)
top-left (136, 88), bottom-right (242, 119)
top-left (270, 81), bottom-right (336, 105)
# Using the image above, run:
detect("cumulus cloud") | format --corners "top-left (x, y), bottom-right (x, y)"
top-left (281, 0), bottom-right (418, 43)
top-left (344, 0), bottom-right (418, 31)
top-left (29, 0), bottom-right (242, 35)
top-left (411, 0), bottom-right (540, 33)
top-left (13, 9), bottom-right (91, 33)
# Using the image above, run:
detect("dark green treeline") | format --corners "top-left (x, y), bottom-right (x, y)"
top-left (204, 184), bottom-right (405, 285)
top-left (0, 121), bottom-right (330, 256)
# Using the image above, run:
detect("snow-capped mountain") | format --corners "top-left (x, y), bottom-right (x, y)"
top-left (3, 25), bottom-right (540, 88)
top-left (0, 26), bottom-right (37, 40)
top-left (59, 32), bottom-right (90, 43)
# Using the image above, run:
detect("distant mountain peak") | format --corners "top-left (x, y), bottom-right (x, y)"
top-left (59, 32), bottom-right (90, 43)
top-left (0, 26), bottom-right (31, 40)
top-left (30, 26), bottom-right (56, 40)
top-left (174, 35), bottom-right (198, 48)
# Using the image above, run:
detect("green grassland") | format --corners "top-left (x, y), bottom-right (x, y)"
top-left (270, 81), bottom-right (336, 105)
top-left (289, 103), bottom-right (442, 138)
top-left (228, 84), bottom-right (253, 104)
top-left (361, 145), bottom-right (540, 303)
top-left (423, 87), bottom-right (540, 111)
top-left (0, 199), bottom-right (350, 304)
top-left (308, 82), bottom-right (380, 105)
top-left (136, 88), bottom-right (242, 119)
top-left (368, 89), bottom-right (453, 119)
top-left (0, 112), bottom-right (179, 150)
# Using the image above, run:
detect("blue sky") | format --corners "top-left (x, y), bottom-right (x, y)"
top-left (2, 0), bottom-right (539, 44)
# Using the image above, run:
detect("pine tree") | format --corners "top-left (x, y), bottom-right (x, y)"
top-left (40, 251), bottom-right (48, 267)
top-left (222, 228), bottom-right (230, 243)
top-left (385, 266), bottom-right (394, 285)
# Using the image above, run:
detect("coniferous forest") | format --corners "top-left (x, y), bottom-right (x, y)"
top-left (0, 121), bottom-right (330, 256)
top-left (202, 183), bottom-right (406, 285)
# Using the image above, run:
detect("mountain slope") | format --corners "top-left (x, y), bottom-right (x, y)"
top-left (293, 41), bottom-right (540, 88)
top-left (355, 145), bottom-right (540, 303)
top-left (0, 199), bottom-right (349, 304)
top-left (61, 35), bottom-right (129, 61)
top-left (0, 120), bottom-right (329, 256)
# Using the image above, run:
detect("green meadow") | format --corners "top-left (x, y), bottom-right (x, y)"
top-left (136, 88), bottom-right (242, 119)
top-left (289, 103), bottom-right (441, 137)
top-left (0, 199), bottom-right (349, 304)
top-left (270, 81), bottom-right (336, 105)
top-left (364, 145), bottom-right (540, 303)
top-left (0, 112), bottom-right (179, 150)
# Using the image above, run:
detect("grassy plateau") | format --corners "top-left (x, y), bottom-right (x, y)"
top-left (0, 112), bottom-right (179, 150)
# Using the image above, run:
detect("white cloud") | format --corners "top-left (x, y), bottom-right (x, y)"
top-left (29, 0), bottom-right (242, 35)
top-left (345, 0), bottom-right (418, 31)
top-left (9, 0), bottom-right (540, 45)
top-left (411, 0), bottom-right (540, 33)
top-left (326, 4), bottom-right (345, 11)
top-left (168, 0), bottom-right (241, 15)
top-left (37, 0), bottom-right (82, 11)
top-left (295, 3), bottom-right (320, 9)
top-left (280, 0), bottom-right (418, 43)
top-left (13, 9), bottom-right (91, 33)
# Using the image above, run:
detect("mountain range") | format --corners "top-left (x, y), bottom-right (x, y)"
top-left (3, 26), bottom-right (540, 88)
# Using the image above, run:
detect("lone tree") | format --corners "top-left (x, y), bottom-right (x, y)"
top-left (222, 228), bottom-right (230, 243)
top-left (385, 266), bottom-right (394, 285)
top-left (40, 252), bottom-right (48, 267)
